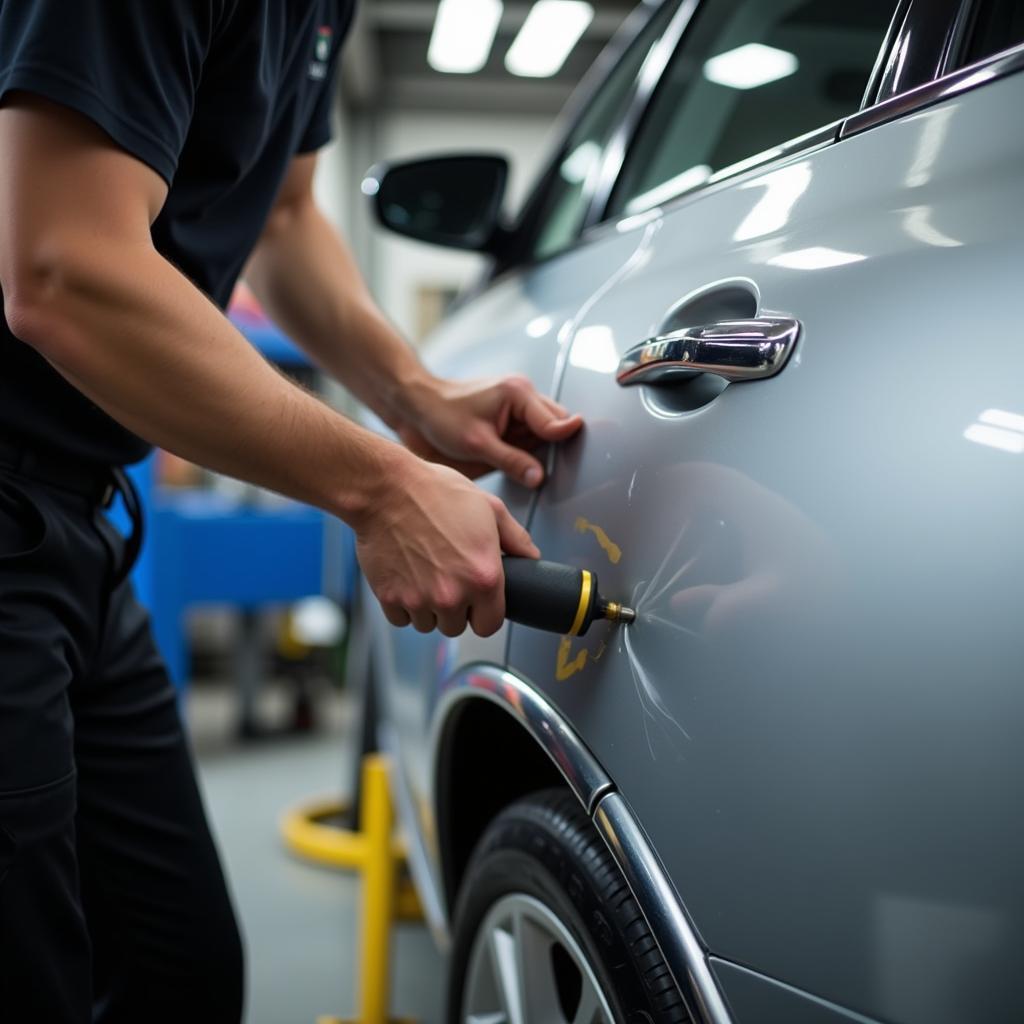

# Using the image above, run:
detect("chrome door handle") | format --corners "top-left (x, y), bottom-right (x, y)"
top-left (616, 316), bottom-right (800, 386)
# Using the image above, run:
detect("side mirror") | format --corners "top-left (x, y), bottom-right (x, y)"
top-left (362, 154), bottom-right (509, 252)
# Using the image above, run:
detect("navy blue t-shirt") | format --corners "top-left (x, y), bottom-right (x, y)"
top-left (0, 0), bottom-right (354, 466)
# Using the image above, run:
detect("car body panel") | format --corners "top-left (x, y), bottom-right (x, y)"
top-left (508, 71), bottom-right (1024, 1024)
top-left (710, 959), bottom-right (881, 1024)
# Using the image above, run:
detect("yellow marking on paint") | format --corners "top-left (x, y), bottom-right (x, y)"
top-left (574, 516), bottom-right (622, 565)
top-left (556, 635), bottom-right (589, 681)
top-left (555, 518), bottom-right (623, 681)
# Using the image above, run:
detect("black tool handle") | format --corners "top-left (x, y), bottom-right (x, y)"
top-left (502, 557), bottom-right (599, 636)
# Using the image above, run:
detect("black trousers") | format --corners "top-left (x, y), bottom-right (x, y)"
top-left (0, 467), bottom-right (243, 1022)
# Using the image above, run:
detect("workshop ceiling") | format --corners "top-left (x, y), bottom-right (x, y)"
top-left (344, 0), bottom-right (641, 114)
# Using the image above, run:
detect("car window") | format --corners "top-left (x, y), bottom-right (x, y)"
top-left (528, 0), bottom-right (679, 261)
top-left (608, 0), bottom-right (897, 217)
top-left (963, 0), bottom-right (1024, 66)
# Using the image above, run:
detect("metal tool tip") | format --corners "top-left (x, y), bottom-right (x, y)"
top-left (619, 605), bottom-right (637, 625)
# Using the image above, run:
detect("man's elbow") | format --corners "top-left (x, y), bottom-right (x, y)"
top-left (2, 241), bottom-right (103, 365)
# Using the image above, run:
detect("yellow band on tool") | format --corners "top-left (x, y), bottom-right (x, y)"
top-left (569, 570), bottom-right (593, 636)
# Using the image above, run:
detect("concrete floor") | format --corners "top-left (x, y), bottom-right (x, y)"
top-left (187, 682), bottom-right (445, 1024)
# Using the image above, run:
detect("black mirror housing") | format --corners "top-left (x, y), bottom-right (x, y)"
top-left (363, 154), bottom-right (509, 253)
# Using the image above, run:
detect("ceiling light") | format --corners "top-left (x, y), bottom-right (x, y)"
top-left (506, 1), bottom-right (594, 78)
top-left (428, 0), bottom-right (503, 74)
top-left (704, 42), bottom-right (798, 90)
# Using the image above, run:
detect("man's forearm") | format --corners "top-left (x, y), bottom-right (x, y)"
top-left (8, 239), bottom-right (407, 523)
top-left (244, 197), bottom-right (438, 430)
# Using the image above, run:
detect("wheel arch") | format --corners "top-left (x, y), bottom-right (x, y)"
top-left (431, 664), bottom-right (613, 916)
top-left (429, 662), bottom-right (735, 1024)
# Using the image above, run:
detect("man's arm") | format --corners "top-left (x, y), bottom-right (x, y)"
top-left (245, 154), bottom-right (582, 489)
top-left (0, 95), bottom-right (537, 636)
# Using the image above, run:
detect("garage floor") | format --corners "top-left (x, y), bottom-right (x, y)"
top-left (189, 683), bottom-right (444, 1024)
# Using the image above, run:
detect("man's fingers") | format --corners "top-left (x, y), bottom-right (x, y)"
top-left (382, 604), bottom-right (411, 628)
top-left (409, 608), bottom-right (437, 633)
top-left (488, 494), bottom-right (539, 559)
top-left (469, 595), bottom-right (504, 638)
top-left (436, 605), bottom-right (469, 637)
top-left (473, 431), bottom-right (547, 487)
top-left (507, 380), bottom-right (582, 442)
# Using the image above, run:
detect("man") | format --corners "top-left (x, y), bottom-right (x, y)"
top-left (0, 2), bottom-right (581, 1020)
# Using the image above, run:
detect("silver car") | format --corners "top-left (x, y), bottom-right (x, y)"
top-left (357, 1), bottom-right (1024, 1021)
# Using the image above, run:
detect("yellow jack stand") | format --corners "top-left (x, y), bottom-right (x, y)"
top-left (281, 754), bottom-right (420, 1024)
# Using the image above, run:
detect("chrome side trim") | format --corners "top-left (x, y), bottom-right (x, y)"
top-left (430, 664), bottom-right (614, 816)
top-left (431, 667), bottom-right (732, 1023)
top-left (841, 41), bottom-right (1024, 139)
top-left (594, 793), bottom-right (733, 1024)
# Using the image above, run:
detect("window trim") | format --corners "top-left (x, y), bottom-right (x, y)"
top-left (491, 0), bottom-right (682, 276)
top-left (580, 0), bottom-right (702, 232)
top-left (587, 0), bottom-right (915, 226)
top-left (839, 36), bottom-right (1024, 138)
top-left (870, 0), bottom-right (972, 103)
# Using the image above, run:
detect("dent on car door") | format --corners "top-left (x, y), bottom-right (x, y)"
top-left (506, 2), bottom-right (1024, 1023)
top-left (368, 0), bottom-right (682, 922)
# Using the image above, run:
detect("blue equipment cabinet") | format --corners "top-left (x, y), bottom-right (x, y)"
top-left (114, 309), bottom-right (352, 690)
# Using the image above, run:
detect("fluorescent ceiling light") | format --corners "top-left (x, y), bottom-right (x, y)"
top-left (428, 0), bottom-right (503, 74)
top-left (704, 42), bottom-right (798, 90)
top-left (767, 246), bottom-right (865, 270)
top-left (506, 1), bottom-right (594, 78)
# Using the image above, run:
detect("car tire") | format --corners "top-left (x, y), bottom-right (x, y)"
top-left (447, 788), bottom-right (690, 1024)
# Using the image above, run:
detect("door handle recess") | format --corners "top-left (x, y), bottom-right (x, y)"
top-left (616, 316), bottom-right (800, 386)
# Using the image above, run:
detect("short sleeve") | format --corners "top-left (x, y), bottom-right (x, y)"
top-left (297, 2), bottom-right (355, 154)
top-left (0, 1), bottom-right (215, 185)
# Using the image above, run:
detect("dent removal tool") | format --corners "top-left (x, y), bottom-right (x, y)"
top-left (502, 556), bottom-right (636, 637)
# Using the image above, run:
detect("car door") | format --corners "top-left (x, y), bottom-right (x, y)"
top-left (365, 0), bottom-right (684, 924)
top-left (509, 1), bottom-right (1024, 1021)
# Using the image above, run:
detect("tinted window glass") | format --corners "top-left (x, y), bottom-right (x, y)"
top-left (529, 0), bottom-right (678, 260)
top-left (965, 0), bottom-right (1024, 65)
top-left (609, 0), bottom-right (895, 217)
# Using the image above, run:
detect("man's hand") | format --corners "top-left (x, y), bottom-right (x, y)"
top-left (246, 156), bottom-right (581, 490)
top-left (397, 374), bottom-right (583, 488)
top-left (356, 452), bottom-right (539, 637)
